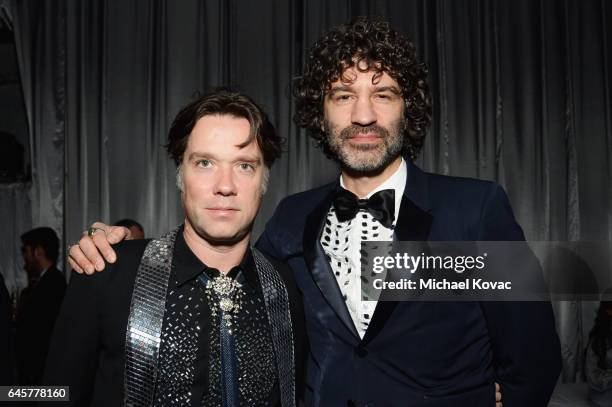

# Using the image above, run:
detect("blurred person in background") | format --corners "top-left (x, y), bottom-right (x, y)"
top-left (16, 227), bottom-right (66, 384)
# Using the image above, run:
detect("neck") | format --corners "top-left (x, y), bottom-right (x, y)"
top-left (341, 156), bottom-right (402, 198)
top-left (183, 222), bottom-right (249, 273)
top-left (28, 261), bottom-right (50, 285)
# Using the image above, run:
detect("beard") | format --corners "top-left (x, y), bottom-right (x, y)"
top-left (323, 118), bottom-right (405, 174)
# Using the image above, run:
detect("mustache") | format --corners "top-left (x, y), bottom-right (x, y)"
top-left (339, 124), bottom-right (390, 140)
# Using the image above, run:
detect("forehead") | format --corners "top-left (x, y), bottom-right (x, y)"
top-left (329, 67), bottom-right (400, 89)
top-left (187, 114), bottom-right (262, 156)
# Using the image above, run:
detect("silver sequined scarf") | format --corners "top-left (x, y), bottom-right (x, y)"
top-left (123, 227), bottom-right (296, 407)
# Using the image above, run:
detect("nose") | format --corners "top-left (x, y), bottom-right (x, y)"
top-left (351, 96), bottom-right (377, 126)
top-left (213, 167), bottom-right (237, 196)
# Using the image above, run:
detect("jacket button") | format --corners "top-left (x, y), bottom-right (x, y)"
top-left (355, 346), bottom-right (368, 358)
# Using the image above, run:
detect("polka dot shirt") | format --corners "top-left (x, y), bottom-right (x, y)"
top-left (321, 159), bottom-right (407, 338)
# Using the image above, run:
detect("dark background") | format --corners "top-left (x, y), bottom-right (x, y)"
top-left (0, 0), bottom-right (610, 394)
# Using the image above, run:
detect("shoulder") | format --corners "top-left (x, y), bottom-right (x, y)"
top-left (44, 267), bottom-right (67, 285)
top-left (105, 239), bottom-right (150, 280)
top-left (111, 239), bottom-right (150, 263)
top-left (424, 172), bottom-right (509, 213)
top-left (426, 172), bottom-right (500, 200)
top-left (70, 239), bottom-right (151, 289)
top-left (267, 181), bottom-right (336, 232)
top-left (259, 182), bottom-right (336, 257)
top-left (274, 182), bottom-right (336, 217)
top-left (419, 171), bottom-right (523, 239)
top-left (35, 268), bottom-right (66, 297)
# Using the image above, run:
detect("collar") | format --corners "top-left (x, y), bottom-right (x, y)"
top-left (172, 226), bottom-right (259, 290)
top-left (39, 266), bottom-right (51, 280)
top-left (339, 157), bottom-right (407, 222)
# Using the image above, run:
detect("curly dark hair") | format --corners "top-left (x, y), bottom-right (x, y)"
top-left (294, 17), bottom-right (432, 161)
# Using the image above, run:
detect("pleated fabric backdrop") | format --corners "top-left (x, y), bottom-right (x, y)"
top-left (0, 0), bottom-right (610, 383)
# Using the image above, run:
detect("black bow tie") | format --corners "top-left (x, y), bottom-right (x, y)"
top-left (332, 187), bottom-right (395, 228)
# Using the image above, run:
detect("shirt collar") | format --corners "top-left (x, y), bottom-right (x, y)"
top-left (339, 157), bottom-right (407, 221)
top-left (172, 226), bottom-right (259, 290)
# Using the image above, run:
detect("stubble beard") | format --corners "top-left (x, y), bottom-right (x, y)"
top-left (324, 118), bottom-right (405, 174)
top-left (185, 210), bottom-right (253, 247)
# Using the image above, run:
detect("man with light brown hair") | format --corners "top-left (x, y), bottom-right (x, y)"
top-left (46, 90), bottom-right (304, 406)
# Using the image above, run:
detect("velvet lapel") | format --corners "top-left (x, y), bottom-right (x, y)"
top-left (303, 183), bottom-right (360, 339)
top-left (362, 159), bottom-right (433, 345)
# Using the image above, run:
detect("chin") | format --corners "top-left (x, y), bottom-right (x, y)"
top-left (206, 234), bottom-right (247, 246)
top-left (343, 158), bottom-right (387, 173)
top-left (344, 151), bottom-right (400, 174)
top-left (198, 225), bottom-right (250, 245)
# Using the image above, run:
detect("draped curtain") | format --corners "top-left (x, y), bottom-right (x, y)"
top-left (1, 0), bottom-right (610, 384)
top-left (0, 0), bottom-right (64, 297)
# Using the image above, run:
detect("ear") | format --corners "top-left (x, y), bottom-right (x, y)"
top-left (319, 112), bottom-right (326, 132)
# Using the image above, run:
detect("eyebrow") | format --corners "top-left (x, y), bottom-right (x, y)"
top-left (327, 85), bottom-right (352, 95)
top-left (187, 152), bottom-right (262, 164)
top-left (374, 85), bottom-right (402, 94)
top-left (235, 156), bottom-right (262, 164)
top-left (327, 85), bottom-right (402, 96)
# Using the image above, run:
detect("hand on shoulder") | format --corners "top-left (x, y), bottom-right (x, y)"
top-left (68, 222), bottom-right (132, 274)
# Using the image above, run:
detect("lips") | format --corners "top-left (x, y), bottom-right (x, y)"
top-left (206, 207), bottom-right (239, 216)
top-left (348, 133), bottom-right (381, 143)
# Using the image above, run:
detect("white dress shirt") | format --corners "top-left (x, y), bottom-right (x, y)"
top-left (320, 158), bottom-right (407, 338)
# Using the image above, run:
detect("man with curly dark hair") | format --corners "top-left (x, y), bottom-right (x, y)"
top-left (293, 17), bottom-right (432, 164)
top-left (259, 17), bottom-right (560, 407)
top-left (69, 17), bottom-right (561, 407)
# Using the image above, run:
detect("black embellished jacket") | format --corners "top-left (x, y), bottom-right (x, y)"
top-left (44, 230), bottom-right (305, 406)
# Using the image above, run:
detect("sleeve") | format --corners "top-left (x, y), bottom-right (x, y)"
top-left (478, 184), bottom-right (562, 406)
top-left (43, 270), bottom-right (101, 406)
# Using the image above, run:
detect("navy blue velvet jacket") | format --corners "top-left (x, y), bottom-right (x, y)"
top-left (257, 159), bottom-right (561, 407)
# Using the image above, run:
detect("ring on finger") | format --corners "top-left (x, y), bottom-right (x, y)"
top-left (87, 227), bottom-right (105, 237)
